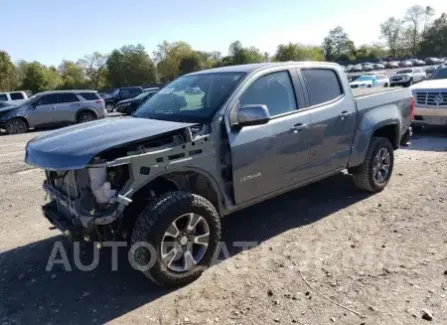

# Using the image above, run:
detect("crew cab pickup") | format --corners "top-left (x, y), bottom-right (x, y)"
top-left (25, 62), bottom-right (413, 287)
top-left (104, 87), bottom-right (143, 112)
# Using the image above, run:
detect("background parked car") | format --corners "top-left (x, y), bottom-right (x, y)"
top-left (0, 91), bottom-right (29, 105)
top-left (350, 73), bottom-right (389, 88)
top-left (362, 63), bottom-right (374, 71)
top-left (426, 57), bottom-right (442, 64)
top-left (0, 90), bottom-right (105, 134)
top-left (373, 63), bottom-right (385, 70)
top-left (116, 89), bottom-right (159, 115)
top-left (399, 60), bottom-right (413, 67)
top-left (351, 64), bottom-right (362, 72)
top-left (386, 61), bottom-right (400, 69)
top-left (390, 68), bottom-right (426, 87)
top-left (425, 66), bottom-right (437, 77)
top-left (104, 87), bottom-right (143, 112)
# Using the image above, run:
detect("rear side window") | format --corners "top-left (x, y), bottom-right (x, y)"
top-left (58, 93), bottom-right (79, 103)
top-left (0, 94), bottom-right (7, 101)
top-left (302, 69), bottom-right (343, 106)
top-left (120, 89), bottom-right (131, 98)
top-left (79, 92), bottom-right (100, 101)
top-left (240, 71), bottom-right (297, 117)
top-left (10, 92), bottom-right (24, 100)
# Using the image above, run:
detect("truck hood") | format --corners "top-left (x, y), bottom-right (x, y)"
top-left (25, 117), bottom-right (197, 170)
top-left (410, 79), bottom-right (447, 90)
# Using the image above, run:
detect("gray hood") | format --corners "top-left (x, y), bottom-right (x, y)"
top-left (25, 117), bottom-right (197, 170)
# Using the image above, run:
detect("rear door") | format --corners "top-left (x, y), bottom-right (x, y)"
top-left (300, 68), bottom-right (357, 177)
top-left (55, 92), bottom-right (81, 123)
top-left (228, 69), bottom-right (312, 204)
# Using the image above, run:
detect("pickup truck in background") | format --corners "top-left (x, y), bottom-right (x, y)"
top-left (25, 62), bottom-right (413, 287)
top-left (104, 86), bottom-right (143, 112)
top-left (0, 91), bottom-right (29, 105)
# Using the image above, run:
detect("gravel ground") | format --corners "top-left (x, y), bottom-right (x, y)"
top-left (0, 130), bottom-right (447, 325)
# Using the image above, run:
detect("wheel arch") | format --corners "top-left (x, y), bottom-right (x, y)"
top-left (76, 108), bottom-right (98, 121)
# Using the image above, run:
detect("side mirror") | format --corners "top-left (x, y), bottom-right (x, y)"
top-left (233, 104), bottom-right (270, 128)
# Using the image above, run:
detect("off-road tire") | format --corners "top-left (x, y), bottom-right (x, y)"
top-left (130, 191), bottom-right (221, 287)
top-left (77, 111), bottom-right (96, 123)
top-left (105, 103), bottom-right (115, 113)
top-left (5, 118), bottom-right (28, 134)
top-left (352, 137), bottom-right (394, 193)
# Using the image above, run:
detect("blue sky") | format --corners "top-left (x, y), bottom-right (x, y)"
top-left (2, 0), bottom-right (447, 66)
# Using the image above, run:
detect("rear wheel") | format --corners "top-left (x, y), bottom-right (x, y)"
top-left (5, 118), bottom-right (27, 134)
top-left (352, 137), bottom-right (394, 193)
top-left (130, 191), bottom-right (221, 287)
top-left (384, 83), bottom-right (389, 87)
top-left (77, 111), bottom-right (96, 123)
top-left (406, 78), bottom-right (413, 87)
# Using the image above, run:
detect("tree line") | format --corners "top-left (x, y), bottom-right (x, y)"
top-left (0, 4), bottom-right (445, 94)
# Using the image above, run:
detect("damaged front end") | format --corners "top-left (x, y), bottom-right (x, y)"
top-left (26, 118), bottom-right (214, 242)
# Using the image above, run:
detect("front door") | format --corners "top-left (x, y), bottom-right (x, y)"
top-left (228, 70), bottom-right (312, 205)
top-left (27, 94), bottom-right (60, 127)
top-left (300, 68), bottom-right (357, 177)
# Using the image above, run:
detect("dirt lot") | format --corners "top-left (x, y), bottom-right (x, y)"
top-left (1, 131), bottom-right (447, 325)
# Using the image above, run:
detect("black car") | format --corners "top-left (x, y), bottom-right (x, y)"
top-left (116, 90), bottom-right (159, 115)
top-left (104, 87), bottom-right (143, 112)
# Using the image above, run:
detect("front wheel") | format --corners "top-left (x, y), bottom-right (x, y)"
top-left (352, 137), bottom-right (394, 193)
top-left (384, 83), bottom-right (389, 88)
top-left (130, 192), bottom-right (221, 287)
top-left (5, 118), bottom-right (28, 134)
top-left (105, 103), bottom-right (115, 113)
top-left (406, 78), bottom-right (413, 87)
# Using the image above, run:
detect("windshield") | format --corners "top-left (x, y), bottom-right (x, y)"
top-left (134, 91), bottom-right (153, 100)
top-left (357, 76), bottom-right (375, 81)
top-left (397, 70), bottom-right (412, 74)
top-left (430, 67), bottom-right (447, 80)
top-left (134, 72), bottom-right (245, 123)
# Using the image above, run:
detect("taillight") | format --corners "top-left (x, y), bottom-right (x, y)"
top-left (96, 99), bottom-right (104, 104)
top-left (410, 97), bottom-right (415, 120)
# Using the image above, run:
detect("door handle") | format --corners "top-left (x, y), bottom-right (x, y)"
top-left (52, 106), bottom-right (56, 110)
top-left (340, 111), bottom-right (351, 119)
top-left (290, 123), bottom-right (308, 134)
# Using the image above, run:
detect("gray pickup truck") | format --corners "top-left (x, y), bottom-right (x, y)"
top-left (25, 62), bottom-right (413, 287)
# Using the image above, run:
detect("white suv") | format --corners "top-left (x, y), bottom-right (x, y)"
top-left (390, 68), bottom-right (426, 87)
top-left (410, 65), bottom-right (447, 131)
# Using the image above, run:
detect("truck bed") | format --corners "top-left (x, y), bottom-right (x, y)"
top-left (353, 87), bottom-right (412, 111)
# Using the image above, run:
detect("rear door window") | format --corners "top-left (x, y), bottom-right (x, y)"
top-left (301, 69), bottom-right (343, 106)
top-left (0, 94), bottom-right (7, 101)
top-left (131, 88), bottom-right (142, 96)
top-left (58, 93), bottom-right (80, 103)
top-left (10, 92), bottom-right (24, 100)
top-left (120, 89), bottom-right (131, 98)
top-left (79, 92), bottom-right (100, 101)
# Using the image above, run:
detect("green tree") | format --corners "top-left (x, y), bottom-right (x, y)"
top-left (154, 41), bottom-right (197, 82)
top-left (58, 60), bottom-right (89, 89)
top-left (419, 13), bottom-right (447, 57)
top-left (404, 5), bottom-right (425, 55)
top-left (0, 51), bottom-right (18, 91)
top-left (322, 27), bottom-right (356, 61)
top-left (355, 44), bottom-right (389, 60)
top-left (274, 43), bottom-right (324, 61)
top-left (178, 52), bottom-right (203, 75)
top-left (78, 52), bottom-right (108, 89)
top-left (21, 62), bottom-right (55, 93)
top-left (380, 17), bottom-right (403, 57)
top-left (226, 41), bottom-right (265, 65)
top-left (107, 44), bottom-right (156, 87)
